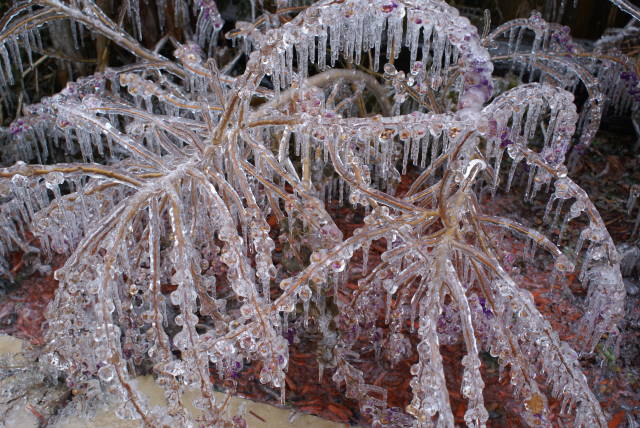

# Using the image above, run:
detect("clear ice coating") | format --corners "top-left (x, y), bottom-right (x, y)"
top-left (0, 0), bottom-right (630, 427)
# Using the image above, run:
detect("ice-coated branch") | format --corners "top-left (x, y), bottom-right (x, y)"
top-left (609, 0), bottom-right (640, 22)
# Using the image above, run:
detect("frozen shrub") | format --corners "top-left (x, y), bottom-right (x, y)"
top-left (0, 0), bottom-right (630, 427)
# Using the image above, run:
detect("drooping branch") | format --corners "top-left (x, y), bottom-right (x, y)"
top-left (609, 0), bottom-right (640, 22)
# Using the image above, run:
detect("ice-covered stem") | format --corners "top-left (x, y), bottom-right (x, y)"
top-left (146, 196), bottom-right (191, 422)
top-left (118, 73), bottom-right (224, 113)
top-left (495, 137), bottom-right (626, 352)
top-left (257, 69), bottom-right (392, 116)
top-left (609, 0), bottom-right (640, 22)
top-left (462, 244), bottom-right (608, 427)
top-left (469, 260), bottom-right (552, 426)
top-left (0, 162), bottom-right (143, 261)
top-left (164, 186), bottom-right (229, 423)
top-left (45, 165), bottom-right (246, 425)
top-left (444, 257), bottom-right (488, 427)
top-left (47, 189), bottom-right (163, 425)
top-left (0, 162), bottom-right (142, 188)
top-left (487, 12), bottom-right (577, 55)
top-left (408, 283), bottom-right (455, 426)
top-left (551, 178), bottom-right (626, 352)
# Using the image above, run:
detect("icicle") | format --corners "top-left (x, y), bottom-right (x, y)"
top-left (32, 179), bottom-right (48, 212)
top-left (514, 27), bottom-right (525, 55)
top-left (33, 125), bottom-right (48, 161)
top-left (440, 131), bottom-right (449, 157)
top-left (443, 40), bottom-right (452, 76)
top-left (524, 164), bottom-right (537, 201)
top-left (506, 160), bottom-right (518, 193)
top-left (303, 299), bottom-right (310, 328)
top-left (508, 26), bottom-right (517, 53)
top-left (557, 216), bottom-right (571, 244)
top-left (69, 21), bottom-right (80, 51)
top-left (329, 22), bottom-right (340, 67)
top-left (78, 17), bottom-right (87, 48)
top-left (409, 135), bottom-right (419, 165)
top-left (45, 172), bottom-right (73, 232)
top-left (80, 130), bottom-right (94, 162)
top-left (1, 45), bottom-right (13, 85)
top-left (9, 38), bottom-right (22, 75)
top-left (529, 239), bottom-right (538, 260)
top-left (543, 195), bottom-right (556, 224)
top-left (373, 18), bottom-right (382, 71)
top-left (317, 33), bottom-right (327, 71)
top-left (294, 132), bottom-right (301, 157)
top-left (10, 175), bottom-right (34, 222)
top-left (421, 25), bottom-right (433, 66)
top-left (462, 257), bottom-right (471, 285)
top-left (156, 0), bottom-right (167, 31)
top-left (579, 242), bottom-right (594, 280)
top-left (420, 133), bottom-right (431, 168)
top-left (559, 0), bottom-right (567, 21)
top-left (409, 301), bottom-right (418, 334)
top-left (544, 109), bottom-right (559, 148)
top-left (491, 150), bottom-right (503, 196)
top-left (62, 128), bottom-right (73, 153)
top-left (363, 140), bottom-right (371, 164)
top-left (575, 230), bottom-right (586, 257)
top-left (523, 103), bottom-right (538, 142)
top-left (0, 61), bottom-right (6, 91)
top-left (431, 33), bottom-right (446, 83)
top-left (129, 0), bottom-right (142, 40)
top-left (297, 36), bottom-right (309, 78)
top-left (278, 129), bottom-right (290, 164)
top-left (385, 292), bottom-right (392, 325)
top-left (510, 110), bottom-right (524, 144)
top-left (402, 138), bottom-right (410, 175)
top-left (627, 185), bottom-right (640, 215)
top-left (362, 241), bottom-right (370, 275)
top-left (552, 198), bottom-right (564, 228)
top-left (106, 135), bottom-right (115, 159)
top-left (310, 29), bottom-right (318, 66)
top-left (380, 139), bottom-right (390, 180)
top-left (407, 15), bottom-right (421, 66)
top-left (22, 33), bottom-right (33, 68)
